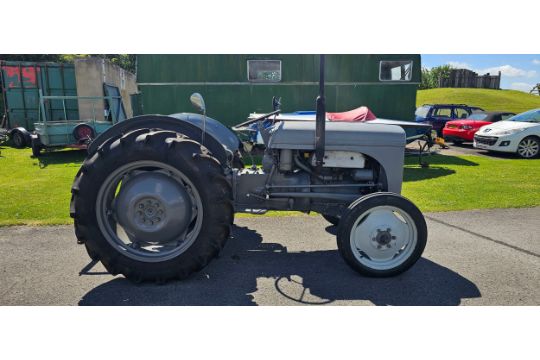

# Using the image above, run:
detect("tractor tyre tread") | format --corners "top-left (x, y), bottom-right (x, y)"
top-left (70, 128), bottom-right (233, 283)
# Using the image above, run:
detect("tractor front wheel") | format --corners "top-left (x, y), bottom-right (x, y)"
top-left (337, 192), bottom-right (427, 277)
top-left (70, 129), bottom-right (234, 282)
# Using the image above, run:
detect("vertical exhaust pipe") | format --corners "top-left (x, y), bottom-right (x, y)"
top-left (315, 55), bottom-right (326, 169)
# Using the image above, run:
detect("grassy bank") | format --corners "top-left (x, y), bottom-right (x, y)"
top-left (417, 88), bottom-right (540, 114)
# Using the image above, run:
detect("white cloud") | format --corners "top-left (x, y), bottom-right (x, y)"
top-left (447, 61), bottom-right (472, 69)
top-left (444, 62), bottom-right (536, 78)
top-left (510, 82), bottom-right (535, 92)
top-left (533, 59), bottom-right (540, 65)
top-left (478, 65), bottom-right (536, 78)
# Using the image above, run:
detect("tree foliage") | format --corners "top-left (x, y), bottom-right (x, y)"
top-left (419, 65), bottom-right (453, 90)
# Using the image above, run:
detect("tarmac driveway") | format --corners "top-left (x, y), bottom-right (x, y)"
top-left (0, 207), bottom-right (538, 306)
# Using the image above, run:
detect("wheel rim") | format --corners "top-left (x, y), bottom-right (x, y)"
top-left (349, 205), bottom-right (418, 271)
top-left (517, 138), bottom-right (539, 158)
top-left (96, 160), bottom-right (203, 262)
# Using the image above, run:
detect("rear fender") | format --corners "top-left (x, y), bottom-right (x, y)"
top-left (88, 114), bottom-right (238, 167)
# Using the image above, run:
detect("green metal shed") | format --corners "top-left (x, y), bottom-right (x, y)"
top-left (137, 54), bottom-right (421, 127)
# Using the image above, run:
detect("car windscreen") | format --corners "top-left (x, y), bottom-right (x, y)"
top-left (415, 106), bottom-right (430, 118)
top-left (509, 109), bottom-right (540, 123)
top-left (468, 113), bottom-right (488, 120)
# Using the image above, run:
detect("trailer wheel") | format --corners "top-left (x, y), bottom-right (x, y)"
top-left (12, 131), bottom-right (26, 148)
top-left (31, 137), bottom-right (43, 157)
top-left (337, 192), bottom-right (427, 277)
top-left (70, 129), bottom-right (234, 283)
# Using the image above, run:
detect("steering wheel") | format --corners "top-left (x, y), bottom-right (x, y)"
top-left (231, 109), bottom-right (281, 132)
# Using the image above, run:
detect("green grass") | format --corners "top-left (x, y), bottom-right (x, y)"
top-left (0, 147), bottom-right (85, 226)
top-left (417, 88), bottom-right (540, 114)
top-left (1, 146), bottom-right (539, 226)
top-left (402, 154), bottom-right (540, 212)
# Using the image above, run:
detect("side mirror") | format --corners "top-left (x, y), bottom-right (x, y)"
top-left (190, 93), bottom-right (206, 114)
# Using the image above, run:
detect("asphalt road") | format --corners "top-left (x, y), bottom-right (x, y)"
top-left (1, 207), bottom-right (539, 306)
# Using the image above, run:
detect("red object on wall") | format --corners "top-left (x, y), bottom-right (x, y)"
top-left (326, 106), bottom-right (377, 122)
top-left (1, 65), bottom-right (38, 88)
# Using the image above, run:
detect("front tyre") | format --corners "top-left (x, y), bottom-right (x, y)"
top-left (516, 136), bottom-right (540, 159)
top-left (70, 129), bottom-right (234, 282)
top-left (337, 192), bottom-right (427, 277)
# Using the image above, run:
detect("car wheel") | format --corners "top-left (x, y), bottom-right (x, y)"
top-left (452, 139), bottom-right (464, 145)
top-left (516, 137), bottom-right (540, 159)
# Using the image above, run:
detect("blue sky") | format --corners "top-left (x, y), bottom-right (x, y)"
top-left (421, 55), bottom-right (540, 92)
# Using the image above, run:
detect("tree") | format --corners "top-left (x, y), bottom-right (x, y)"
top-left (419, 65), bottom-right (453, 89)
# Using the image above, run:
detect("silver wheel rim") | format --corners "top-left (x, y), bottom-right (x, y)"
top-left (349, 205), bottom-right (418, 271)
top-left (517, 138), bottom-right (539, 158)
top-left (96, 160), bottom-right (203, 262)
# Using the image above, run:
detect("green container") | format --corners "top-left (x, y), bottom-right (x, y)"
top-left (137, 55), bottom-right (421, 127)
top-left (0, 61), bottom-right (78, 131)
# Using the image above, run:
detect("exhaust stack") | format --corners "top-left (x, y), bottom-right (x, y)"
top-left (314, 55), bottom-right (326, 169)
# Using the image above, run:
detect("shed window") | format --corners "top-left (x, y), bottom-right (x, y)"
top-left (247, 60), bottom-right (281, 82)
top-left (379, 60), bottom-right (413, 81)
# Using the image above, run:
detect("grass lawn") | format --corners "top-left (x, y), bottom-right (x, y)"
top-left (1, 146), bottom-right (539, 226)
top-left (417, 88), bottom-right (540, 114)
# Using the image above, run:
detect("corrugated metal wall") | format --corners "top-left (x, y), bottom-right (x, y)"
top-left (137, 54), bottom-right (421, 126)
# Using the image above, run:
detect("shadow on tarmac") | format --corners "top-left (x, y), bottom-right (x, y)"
top-left (79, 225), bottom-right (481, 306)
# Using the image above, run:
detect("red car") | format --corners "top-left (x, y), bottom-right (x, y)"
top-left (443, 111), bottom-right (516, 144)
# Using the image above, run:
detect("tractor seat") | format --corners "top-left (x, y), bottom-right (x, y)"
top-left (267, 121), bottom-right (405, 150)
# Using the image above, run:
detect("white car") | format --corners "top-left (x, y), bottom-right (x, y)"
top-left (474, 108), bottom-right (540, 159)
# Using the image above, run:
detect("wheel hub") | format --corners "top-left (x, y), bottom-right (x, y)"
top-left (135, 198), bottom-right (166, 228)
top-left (114, 172), bottom-right (193, 244)
top-left (371, 227), bottom-right (396, 249)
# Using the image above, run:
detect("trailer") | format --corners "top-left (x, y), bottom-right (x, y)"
top-left (30, 87), bottom-right (127, 156)
top-left (0, 58), bottom-right (138, 148)
top-left (0, 61), bottom-right (78, 147)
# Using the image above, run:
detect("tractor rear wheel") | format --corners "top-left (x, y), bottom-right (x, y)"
top-left (337, 192), bottom-right (427, 277)
top-left (70, 129), bottom-right (234, 282)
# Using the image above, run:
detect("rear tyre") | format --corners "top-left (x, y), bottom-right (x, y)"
top-left (31, 137), bottom-right (42, 157)
top-left (337, 192), bottom-right (427, 277)
top-left (12, 131), bottom-right (26, 148)
top-left (70, 129), bottom-right (234, 282)
top-left (516, 136), bottom-right (539, 159)
top-left (322, 214), bottom-right (340, 226)
top-left (452, 139), bottom-right (464, 145)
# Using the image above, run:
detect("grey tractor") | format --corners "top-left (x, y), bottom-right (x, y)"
top-left (70, 56), bottom-right (427, 282)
